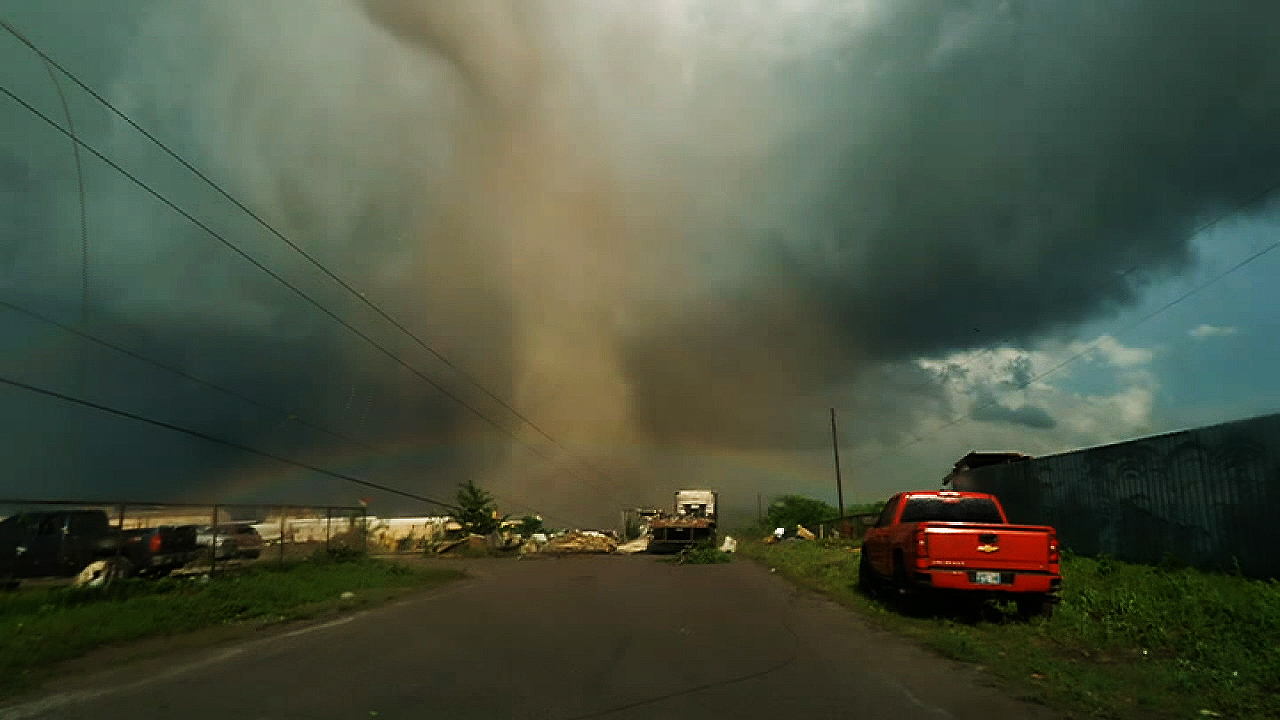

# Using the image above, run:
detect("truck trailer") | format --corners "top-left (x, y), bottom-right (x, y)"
top-left (648, 489), bottom-right (718, 554)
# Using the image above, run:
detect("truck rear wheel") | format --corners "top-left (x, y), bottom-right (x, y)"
top-left (892, 552), bottom-right (911, 594)
top-left (857, 550), bottom-right (882, 594)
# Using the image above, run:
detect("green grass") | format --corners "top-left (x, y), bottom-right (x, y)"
top-left (661, 543), bottom-right (733, 565)
top-left (737, 535), bottom-right (1280, 720)
top-left (0, 552), bottom-right (462, 700)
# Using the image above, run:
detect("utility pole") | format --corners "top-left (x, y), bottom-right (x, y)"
top-left (830, 408), bottom-right (847, 536)
top-left (757, 492), bottom-right (762, 522)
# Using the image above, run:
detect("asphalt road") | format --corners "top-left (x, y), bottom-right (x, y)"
top-left (0, 555), bottom-right (1062, 720)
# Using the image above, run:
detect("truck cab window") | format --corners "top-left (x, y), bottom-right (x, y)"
top-left (36, 515), bottom-right (65, 536)
top-left (899, 498), bottom-right (1003, 524)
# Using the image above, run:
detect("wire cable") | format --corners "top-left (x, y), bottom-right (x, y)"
top-left (0, 298), bottom-right (606, 526)
top-left (857, 231), bottom-right (1280, 470)
top-left (0, 17), bottom-right (610, 486)
top-left (0, 372), bottom-right (459, 511)
top-left (0, 79), bottom-right (621, 504)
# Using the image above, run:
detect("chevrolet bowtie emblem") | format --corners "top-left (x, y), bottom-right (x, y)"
top-left (976, 544), bottom-right (999, 553)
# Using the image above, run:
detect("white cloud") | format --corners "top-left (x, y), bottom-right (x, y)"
top-left (913, 334), bottom-right (1158, 449)
top-left (1188, 324), bottom-right (1239, 340)
top-left (1087, 335), bottom-right (1155, 368)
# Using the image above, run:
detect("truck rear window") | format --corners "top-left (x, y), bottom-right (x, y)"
top-left (899, 497), bottom-right (1003, 524)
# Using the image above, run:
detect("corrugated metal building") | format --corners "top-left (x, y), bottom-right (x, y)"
top-left (948, 412), bottom-right (1280, 579)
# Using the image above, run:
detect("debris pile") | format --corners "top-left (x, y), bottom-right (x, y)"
top-left (542, 531), bottom-right (618, 555)
top-left (616, 535), bottom-right (651, 554)
top-left (73, 557), bottom-right (131, 588)
top-left (764, 526), bottom-right (816, 545)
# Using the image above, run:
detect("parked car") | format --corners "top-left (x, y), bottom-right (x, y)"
top-left (858, 490), bottom-right (1061, 616)
top-left (195, 524), bottom-right (263, 559)
top-left (121, 523), bottom-right (201, 577)
top-left (0, 510), bottom-right (115, 582)
top-left (0, 510), bottom-right (201, 585)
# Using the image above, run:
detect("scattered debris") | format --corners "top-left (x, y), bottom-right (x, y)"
top-left (73, 557), bottom-right (131, 588)
top-left (542, 531), bottom-right (618, 555)
top-left (616, 535), bottom-right (651, 554)
top-left (340, 591), bottom-right (355, 600)
top-left (795, 526), bottom-right (816, 541)
top-left (432, 538), bottom-right (467, 554)
top-left (719, 536), bottom-right (737, 553)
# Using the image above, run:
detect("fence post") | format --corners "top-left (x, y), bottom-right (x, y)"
top-left (210, 504), bottom-right (219, 577)
top-left (279, 506), bottom-right (286, 565)
top-left (361, 507), bottom-right (368, 553)
top-left (325, 507), bottom-right (332, 552)
top-left (115, 504), bottom-right (125, 561)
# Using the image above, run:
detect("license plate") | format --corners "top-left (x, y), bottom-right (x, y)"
top-left (975, 571), bottom-right (1002, 585)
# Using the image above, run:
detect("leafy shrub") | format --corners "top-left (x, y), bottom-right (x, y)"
top-left (664, 543), bottom-right (732, 565)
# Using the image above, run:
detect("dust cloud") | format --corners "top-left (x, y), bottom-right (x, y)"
top-left (4, 0), bottom-right (1280, 523)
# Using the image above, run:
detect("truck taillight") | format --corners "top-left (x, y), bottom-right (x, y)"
top-left (915, 528), bottom-right (929, 558)
top-left (149, 533), bottom-right (162, 554)
top-left (1048, 532), bottom-right (1059, 562)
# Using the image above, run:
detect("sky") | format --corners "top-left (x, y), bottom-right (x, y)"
top-left (1, 0), bottom-right (1278, 529)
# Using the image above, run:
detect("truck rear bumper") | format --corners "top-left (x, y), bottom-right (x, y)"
top-left (915, 569), bottom-right (1061, 594)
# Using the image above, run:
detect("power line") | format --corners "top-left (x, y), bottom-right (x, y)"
top-left (2, 298), bottom-right (395, 459)
top-left (0, 299), bottom-right (588, 527)
top-left (0, 372), bottom-right (458, 511)
top-left (0, 17), bottom-right (610, 487)
top-left (0, 79), bottom-right (620, 504)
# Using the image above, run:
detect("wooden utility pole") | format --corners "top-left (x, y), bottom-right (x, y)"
top-left (830, 408), bottom-right (847, 534)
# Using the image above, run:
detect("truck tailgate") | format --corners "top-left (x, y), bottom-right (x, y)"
top-left (923, 523), bottom-right (1053, 572)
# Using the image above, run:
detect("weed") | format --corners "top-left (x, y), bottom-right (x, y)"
top-left (0, 558), bottom-right (461, 700)
top-left (738, 536), bottom-right (1280, 720)
top-left (309, 545), bottom-right (369, 564)
top-left (663, 543), bottom-right (732, 565)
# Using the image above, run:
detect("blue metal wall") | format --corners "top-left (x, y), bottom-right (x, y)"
top-left (950, 412), bottom-right (1280, 579)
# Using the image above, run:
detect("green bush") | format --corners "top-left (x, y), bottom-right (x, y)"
top-left (455, 480), bottom-right (505, 535)
top-left (765, 495), bottom-right (837, 532)
top-left (664, 543), bottom-right (732, 565)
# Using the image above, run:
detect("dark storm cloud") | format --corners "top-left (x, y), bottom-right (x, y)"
top-left (0, 290), bottom-right (468, 502)
top-left (622, 0), bottom-right (1280, 450)
top-left (4, 0), bottom-right (1280, 515)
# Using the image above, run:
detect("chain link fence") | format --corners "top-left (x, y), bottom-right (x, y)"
top-left (0, 499), bottom-right (370, 586)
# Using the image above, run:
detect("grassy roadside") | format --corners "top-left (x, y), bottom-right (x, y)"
top-left (0, 552), bottom-right (463, 700)
top-left (737, 535), bottom-right (1280, 720)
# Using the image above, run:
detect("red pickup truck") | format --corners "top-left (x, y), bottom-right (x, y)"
top-left (858, 491), bottom-right (1061, 616)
